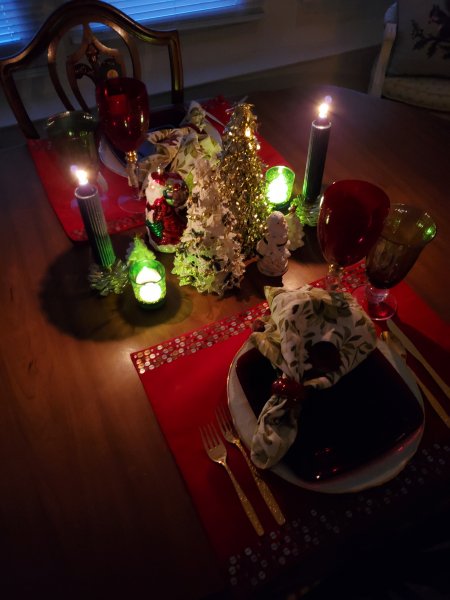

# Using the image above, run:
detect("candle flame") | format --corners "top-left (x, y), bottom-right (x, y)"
top-left (74, 168), bottom-right (89, 186)
top-left (318, 102), bottom-right (330, 119)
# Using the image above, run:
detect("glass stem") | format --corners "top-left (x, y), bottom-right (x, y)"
top-left (126, 150), bottom-right (140, 197)
top-left (326, 263), bottom-right (344, 292)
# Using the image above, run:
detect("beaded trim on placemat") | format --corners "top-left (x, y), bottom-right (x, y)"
top-left (224, 442), bottom-right (450, 594)
top-left (131, 263), bottom-right (368, 374)
top-left (132, 302), bottom-right (270, 374)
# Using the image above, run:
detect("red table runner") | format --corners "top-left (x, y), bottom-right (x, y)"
top-left (28, 96), bottom-right (290, 242)
top-left (131, 266), bottom-right (450, 597)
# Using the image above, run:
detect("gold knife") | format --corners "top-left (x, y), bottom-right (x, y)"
top-left (415, 376), bottom-right (450, 429)
top-left (387, 320), bottom-right (450, 399)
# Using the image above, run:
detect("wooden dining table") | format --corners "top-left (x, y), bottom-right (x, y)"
top-left (1, 85), bottom-right (449, 600)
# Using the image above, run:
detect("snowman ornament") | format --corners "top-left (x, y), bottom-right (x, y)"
top-left (256, 211), bottom-right (291, 277)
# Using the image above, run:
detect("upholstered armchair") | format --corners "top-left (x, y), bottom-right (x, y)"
top-left (369, 1), bottom-right (450, 113)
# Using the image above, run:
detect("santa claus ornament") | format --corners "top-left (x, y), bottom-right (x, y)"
top-left (145, 171), bottom-right (189, 253)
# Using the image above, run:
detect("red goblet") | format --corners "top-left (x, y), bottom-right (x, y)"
top-left (96, 77), bottom-right (150, 214)
top-left (317, 180), bottom-right (390, 291)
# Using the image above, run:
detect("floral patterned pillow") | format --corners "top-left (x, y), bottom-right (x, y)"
top-left (388, 0), bottom-right (450, 78)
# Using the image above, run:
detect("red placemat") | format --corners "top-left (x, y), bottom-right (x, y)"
top-left (28, 96), bottom-right (291, 242)
top-left (28, 138), bottom-right (143, 241)
top-left (131, 268), bottom-right (450, 596)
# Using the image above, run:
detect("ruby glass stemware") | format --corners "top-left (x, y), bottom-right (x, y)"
top-left (317, 180), bottom-right (390, 292)
top-left (96, 76), bottom-right (150, 214)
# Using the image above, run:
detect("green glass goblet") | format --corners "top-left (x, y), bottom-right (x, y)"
top-left (354, 203), bottom-right (437, 321)
top-left (46, 110), bottom-right (99, 184)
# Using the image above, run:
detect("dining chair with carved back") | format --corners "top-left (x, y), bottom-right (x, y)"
top-left (0, 0), bottom-right (185, 139)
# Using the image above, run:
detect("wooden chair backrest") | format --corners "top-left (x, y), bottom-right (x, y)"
top-left (0, 0), bottom-right (184, 138)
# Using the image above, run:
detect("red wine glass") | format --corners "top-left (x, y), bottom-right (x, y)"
top-left (353, 204), bottom-right (437, 320)
top-left (96, 76), bottom-right (150, 214)
top-left (317, 180), bottom-right (390, 291)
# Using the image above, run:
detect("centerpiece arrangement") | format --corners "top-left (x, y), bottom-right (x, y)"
top-left (72, 79), bottom-right (436, 491)
top-left (125, 97), bottom-right (299, 297)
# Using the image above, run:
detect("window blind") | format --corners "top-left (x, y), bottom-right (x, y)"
top-left (0, 2), bottom-right (45, 47)
top-left (0, 1), bottom-right (262, 50)
top-left (112, 1), bottom-right (262, 24)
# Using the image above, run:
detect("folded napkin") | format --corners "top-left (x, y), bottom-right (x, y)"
top-left (140, 101), bottom-right (222, 191)
top-left (250, 285), bottom-right (377, 469)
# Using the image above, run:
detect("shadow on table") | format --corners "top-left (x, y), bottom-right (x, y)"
top-left (38, 222), bottom-right (328, 342)
top-left (38, 244), bottom-right (192, 341)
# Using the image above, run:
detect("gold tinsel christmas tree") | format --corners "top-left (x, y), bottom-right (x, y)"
top-left (217, 103), bottom-right (270, 258)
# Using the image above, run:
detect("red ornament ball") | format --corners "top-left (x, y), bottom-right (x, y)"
top-left (271, 376), bottom-right (305, 403)
top-left (251, 318), bottom-right (266, 332)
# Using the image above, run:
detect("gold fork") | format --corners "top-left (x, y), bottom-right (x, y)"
top-left (200, 423), bottom-right (264, 536)
top-left (216, 405), bottom-right (286, 526)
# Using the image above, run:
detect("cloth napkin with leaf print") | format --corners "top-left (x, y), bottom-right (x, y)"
top-left (140, 101), bottom-right (222, 192)
top-left (249, 285), bottom-right (377, 469)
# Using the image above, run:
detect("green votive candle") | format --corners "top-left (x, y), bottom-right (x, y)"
top-left (129, 259), bottom-right (166, 309)
top-left (265, 166), bottom-right (295, 213)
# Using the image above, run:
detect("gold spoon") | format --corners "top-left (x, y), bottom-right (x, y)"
top-left (380, 331), bottom-right (450, 428)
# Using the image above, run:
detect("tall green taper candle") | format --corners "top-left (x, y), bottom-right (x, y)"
top-left (302, 99), bottom-right (332, 204)
top-left (75, 169), bottom-right (116, 268)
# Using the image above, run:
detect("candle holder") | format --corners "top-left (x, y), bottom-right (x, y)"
top-left (293, 193), bottom-right (323, 227)
top-left (265, 166), bottom-right (295, 213)
top-left (129, 259), bottom-right (166, 309)
top-left (88, 261), bottom-right (129, 296)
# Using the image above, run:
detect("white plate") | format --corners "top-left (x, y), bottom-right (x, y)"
top-left (227, 339), bottom-right (424, 494)
top-left (98, 136), bottom-right (127, 177)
